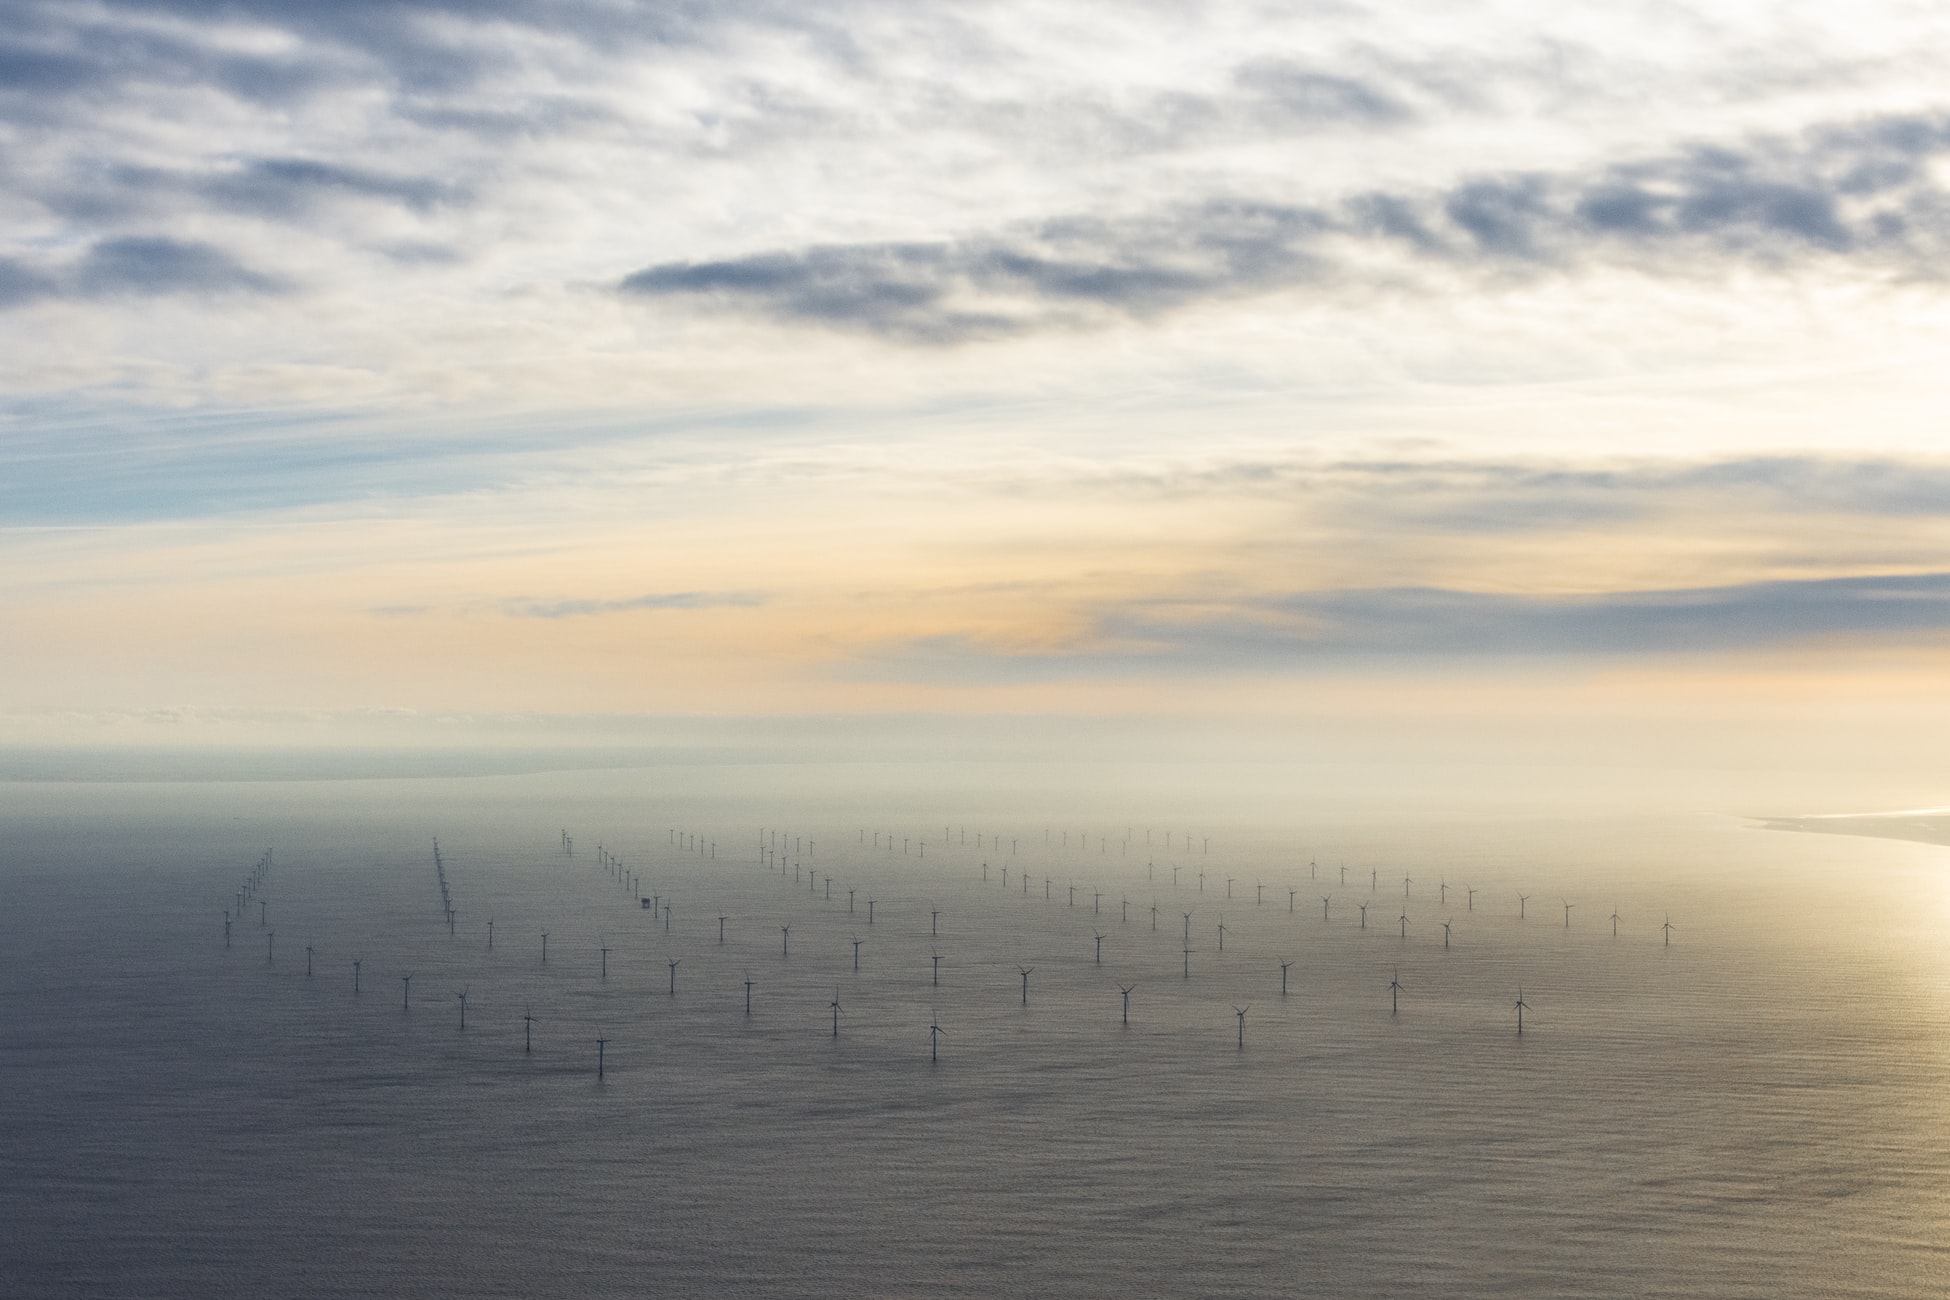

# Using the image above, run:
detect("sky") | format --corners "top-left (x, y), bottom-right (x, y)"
top-left (6, 0), bottom-right (1950, 774)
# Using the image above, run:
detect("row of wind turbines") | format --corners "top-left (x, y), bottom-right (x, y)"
top-left (224, 817), bottom-right (1681, 1077)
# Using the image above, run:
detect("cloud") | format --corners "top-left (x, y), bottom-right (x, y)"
top-left (0, 238), bottom-right (289, 309)
top-left (876, 572), bottom-right (1950, 682)
top-left (201, 158), bottom-right (466, 220)
top-left (72, 237), bottom-right (289, 298)
top-left (506, 591), bottom-right (765, 618)
top-left (620, 111), bottom-right (1950, 340)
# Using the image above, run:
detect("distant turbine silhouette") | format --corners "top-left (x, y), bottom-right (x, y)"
top-left (1663, 914), bottom-right (1676, 947)
top-left (1610, 906), bottom-right (1621, 937)
top-left (1518, 894), bottom-right (1529, 920)
top-left (1280, 959), bottom-right (1292, 996)
top-left (1019, 966), bottom-right (1034, 1006)
top-left (1515, 986), bottom-right (1530, 1035)
top-left (668, 958), bottom-right (680, 995)
top-left (1234, 1005), bottom-right (1249, 1049)
top-left (1118, 983), bottom-right (1134, 1025)
top-left (1442, 920), bottom-right (1452, 950)
top-left (1093, 931), bottom-right (1105, 964)
top-left (1388, 967), bottom-right (1404, 1015)
top-left (1563, 900), bottom-right (1574, 929)
top-left (831, 989), bottom-right (842, 1037)
top-left (402, 973), bottom-right (413, 1011)
top-left (929, 1013), bottom-right (944, 1063)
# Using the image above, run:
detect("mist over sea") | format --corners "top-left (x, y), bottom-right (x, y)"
top-left (6, 758), bottom-right (1949, 1299)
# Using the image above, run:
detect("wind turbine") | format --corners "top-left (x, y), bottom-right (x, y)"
top-left (1279, 959), bottom-right (1292, 995)
top-left (667, 958), bottom-right (680, 995)
top-left (401, 973), bottom-right (413, 1011)
top-left (1518, 894), bottom-right (1529, 920)
top-left (1093, 932), bottom-right (1105, 965)
top-left (523, 1005), bottom-right (536, 1052)
top-left (1442, 919), bottom-right (1452, 950)
top-left (928, 1014), bottom-right (944, 1064)
top-left (1610, 905), bottom-right (1621, 937)
top-left (1234, 1005), bottom-right (1249, 1049)
top-left (1563, 900), bottom-right (1574, 929)
top-left (1388, 967), bottom-right (1404, 1015)
top-left (830, 989), bottom-right (842, 1037)
top-left (1515, 986), bottom-right (1530, 1035)
top-left (1118, 984), bottom-right (1134, 1026)
top-left (1663, 914), bottom-right (1676, 947)
top-left (456, 988), bottom-right (468, 1030)
top-left (1019, 966), bottom-right (1034, 1006)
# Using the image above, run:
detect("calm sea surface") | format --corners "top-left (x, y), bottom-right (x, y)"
top-left (5, 763), bottom-right (1950, 1298)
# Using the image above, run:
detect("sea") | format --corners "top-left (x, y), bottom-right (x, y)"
top-left (5, 756), bottom-right (1949, 1298)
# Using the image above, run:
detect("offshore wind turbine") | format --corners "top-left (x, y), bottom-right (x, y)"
top-left (1019, 966), bottom-right (1034, 1006)
top-left (1118, 984), bottom-right (1134, 1026)
top-left (1663, 914), bottom-right (1676, 947)
top-left (667, 958), bottom-right (680, 995)
top-left (931, 950), bottom-right (943, 986)
top-left (1442, 920), bottom-right (1452, 950)
top-left (1563, 900), bottom-right (1575, 929)
top-left (1093, 932), bottom-right (1105, 965)
top-left (1280, 959), bottom-right (1292, 995)
top-left (401, 973), bottom-right (413, 1010)
top-left (1518, 894), bottom-right (1529, 920)
top-left (1610, 905), bottom-right (1621, 937)
top-left (456, 989), bottom-right (468, 1031)
top-left (744, 977), bottom-right (754, 1015)
top-left (523, 1005), bottom-right (535, 1052)
top-left (352, 959), bottom-right (362, 994)
top-left (1234, 1006), bottom-right (1249, 1049)
top-left (1388, 967), bottom-right (1403, 1015)
top-left (1515, 986), bottom-right (1530, 1035)
top-left (830, 989), bottom-right (843, 1037)
top-left (929, 1014), bottom-right (944, 1064)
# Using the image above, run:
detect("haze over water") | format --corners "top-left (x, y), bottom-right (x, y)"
top-left (7, 760), bottom-right (1950, 1299)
